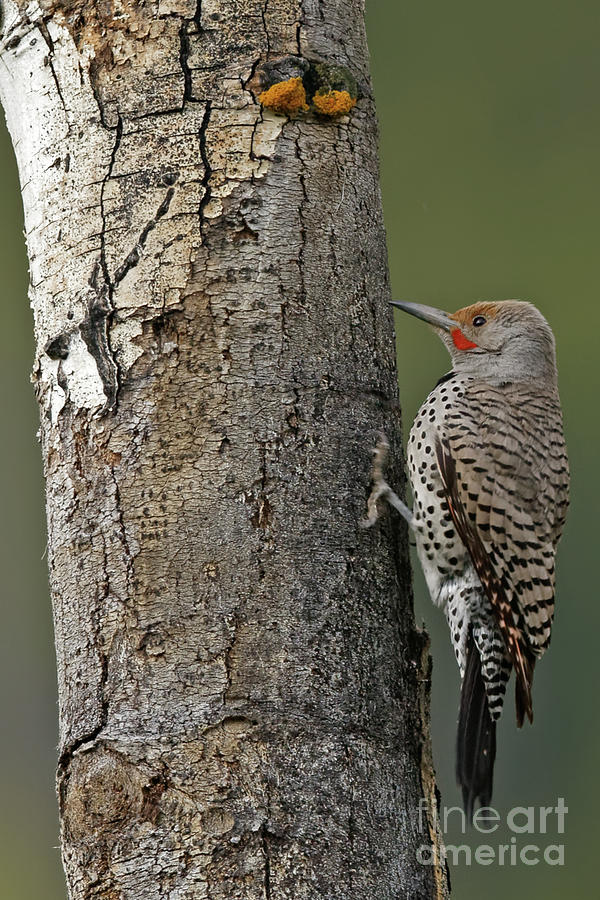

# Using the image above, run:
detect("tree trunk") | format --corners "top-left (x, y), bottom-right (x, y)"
top-left (0, 0), bottom-right (448, 897)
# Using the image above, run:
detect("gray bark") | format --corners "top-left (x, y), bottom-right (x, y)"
top-left (0, 0), bottom-right (448, 897)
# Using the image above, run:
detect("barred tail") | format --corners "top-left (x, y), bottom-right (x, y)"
top-left (456, 631), bottom-right (496, 820)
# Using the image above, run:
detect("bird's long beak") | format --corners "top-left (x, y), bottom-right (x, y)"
top-left (390, 300), bottom-right (454, 332)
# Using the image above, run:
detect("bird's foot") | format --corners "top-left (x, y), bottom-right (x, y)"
top-left (361, 434), bottom-right (414, 528)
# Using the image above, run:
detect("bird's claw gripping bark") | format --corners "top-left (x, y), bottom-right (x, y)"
top-left (362, 434), bottom-right (414, 528)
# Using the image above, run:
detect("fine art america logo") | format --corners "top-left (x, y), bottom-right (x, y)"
top-left (417, 798), bottom-right (568, 867)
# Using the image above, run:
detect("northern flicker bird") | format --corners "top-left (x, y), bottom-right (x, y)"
top-left (366, 300), bottom-right (569, 816)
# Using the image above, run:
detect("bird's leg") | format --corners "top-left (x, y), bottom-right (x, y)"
top-left (362, 434), bottom-right (415, 528)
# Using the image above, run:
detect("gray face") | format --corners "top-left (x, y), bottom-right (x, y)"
top-left (392, 299), bottom-right (558, 385)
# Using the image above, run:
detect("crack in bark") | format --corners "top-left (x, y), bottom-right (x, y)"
top-left (261, 0), bottom-right (272, 55)
top-left (38, 20), bottom-right (68, 118)
top-left (79, 268), bottom-right (119, 409)
top-left (99, 114), bottom-right (123, 292)
top-left (113, 186), bottom-right (176, 285)
top-left (194, 0), bottom-right (204, 30)
top-left (179, 1), bottom-right (204, 105)
top-left (294, 135), bottom-right (308, 308)
top-left (198, 101), bottom-right (213, 237)
top-left (261, 823), bottom-right (272, 900)
top-left (109, 467), bottom-right (135, 595)
top-left (179, 20), bottom-right (195, 103)
top-left (57, 496), bottom-right (132, 793)
top-left (57, 611), bottom-right (110, 804)
top-left (89, 114), bottom-right (124, 409)
top-left (242, 55), bottom-right (263, 105)
top-left (249, 105), bottom-right (265, 158)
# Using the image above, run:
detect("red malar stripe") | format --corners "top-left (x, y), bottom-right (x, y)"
top-left (451, 328), bottom-right (478, 351)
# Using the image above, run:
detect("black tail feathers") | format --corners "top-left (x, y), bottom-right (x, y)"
top-left (515, 652), bottom-right (535, 728)
top-left (456, 632), bottom-right (496, 820)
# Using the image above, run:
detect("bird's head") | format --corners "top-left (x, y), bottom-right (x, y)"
top-left (391, 299), bottom-right (558, 384)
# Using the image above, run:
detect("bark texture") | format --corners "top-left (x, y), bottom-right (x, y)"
top-left (0, 0), bottom-right (448, 896)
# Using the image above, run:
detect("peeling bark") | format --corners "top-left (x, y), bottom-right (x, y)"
top-left (0, 0), bottom-right (448, 897)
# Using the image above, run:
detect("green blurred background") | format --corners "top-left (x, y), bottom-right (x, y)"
top-left (368, 0), bottom-right (599, 896)
top-left (0, 1), bottom-right (597, 896)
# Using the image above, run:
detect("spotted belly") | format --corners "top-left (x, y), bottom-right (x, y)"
top-left (406, 373), bottom-right (511, 719)
top-left (407, 373), bottom-right (470, 605)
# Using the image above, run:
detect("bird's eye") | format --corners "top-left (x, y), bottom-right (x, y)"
top-left (473, 315), bottom-right (486, 327)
